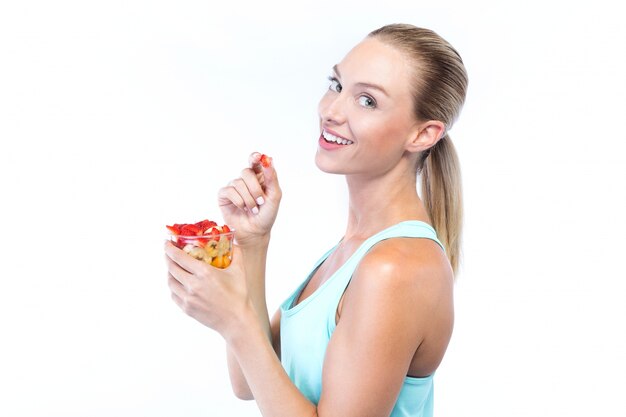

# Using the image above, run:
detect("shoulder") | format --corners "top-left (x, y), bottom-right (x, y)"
top-left (319, 237), bottom-right (452, 416)
top-left (337, 236), bottom-right (454, 340)
top-left (353, 237), bottom-right (453, 301)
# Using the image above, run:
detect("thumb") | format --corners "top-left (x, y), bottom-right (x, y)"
top-left (260, 158), bottom-right (280, 199)
top-left (229, 244), bottom-right (245, 270)
top-left (249, 152), bottom-right (281, 199)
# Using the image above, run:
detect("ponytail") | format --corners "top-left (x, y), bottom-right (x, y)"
top-left (368, 24), bottom-right (467, 275)
top-left (420, 135), bottom-right (463, 275)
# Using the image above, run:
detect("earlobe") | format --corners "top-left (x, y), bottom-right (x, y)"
top-left (406, 120), bottom-right (446, 153)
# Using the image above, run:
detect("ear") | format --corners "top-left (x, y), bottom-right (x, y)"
top-left (405, 120), bottom-right (446, 153)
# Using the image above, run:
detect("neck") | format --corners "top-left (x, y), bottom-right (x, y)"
top-left (343, 161), bottom-right (429, 241)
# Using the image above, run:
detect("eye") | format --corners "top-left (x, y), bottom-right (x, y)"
top-left (358, 95), bottom-right (376, 109)
top-left (327, 76), bottom-right (342, 93)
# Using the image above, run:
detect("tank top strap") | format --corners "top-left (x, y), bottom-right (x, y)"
top-left (351, 220), bottom-right (443, 261)
top-left (324, 220), bottom-right (445, 332)
top-left (281, 221), bottom-right (444, 314)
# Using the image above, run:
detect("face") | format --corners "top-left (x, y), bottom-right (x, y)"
top-left (316, 37), bottom-right (421, 176)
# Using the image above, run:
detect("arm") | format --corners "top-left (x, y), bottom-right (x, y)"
top-left (224, 238), bottom-right (454, 417)
top-left (228, 271), bottom-right (282, 399)
top-left (226, 241), bottom-right (270, 400)
top-left (217, 152), bottom-right (282, 399)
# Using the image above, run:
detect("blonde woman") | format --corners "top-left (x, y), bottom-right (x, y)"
top-left (165, 23), bottom-right (468, 417)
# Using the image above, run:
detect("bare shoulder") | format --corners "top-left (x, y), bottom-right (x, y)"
top-left (319, 237), bottom-right (454, 413)
top-left (353, 237), bottom-right (453, 301)
top-left (341, 237), bottom-right (454, 367)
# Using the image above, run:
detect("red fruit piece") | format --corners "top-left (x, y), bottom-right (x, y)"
top-left (166, 224), bottom-right (181, 235)
top-left (260, 154), bottom-right (272, 168)
top-left (166, 220), bottom-right (232, 249)
top-left (195, 219), bottom-right (217, 233)
top-left (221, 224), bottom-right (233, 240)
top-left (180, 224), bottom-right (202, 236)
top-left (207, 227), bottom-right (220, 242)
top-left (173, 236), bottom-right (187, 249)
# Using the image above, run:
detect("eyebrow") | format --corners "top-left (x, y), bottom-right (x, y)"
top-left (332, 65), bottom-right (390, 97)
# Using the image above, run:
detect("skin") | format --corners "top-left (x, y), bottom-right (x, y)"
top-left (165, 36), bottom-right (454, 417)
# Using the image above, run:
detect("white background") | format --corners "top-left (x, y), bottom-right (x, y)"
top-left (1, 1), bottom-right (625, 416)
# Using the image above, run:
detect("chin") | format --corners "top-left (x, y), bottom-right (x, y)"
top-left (314, 151), bottom-right (345, 174)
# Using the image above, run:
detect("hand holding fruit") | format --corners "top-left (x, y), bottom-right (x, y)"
top-left (165, 240), bottom-right (250, 337)
top-left (217, 153), bottom-right (281, 247)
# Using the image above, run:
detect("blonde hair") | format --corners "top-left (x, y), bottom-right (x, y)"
top-left (369, 24), bottom-right (468, 275)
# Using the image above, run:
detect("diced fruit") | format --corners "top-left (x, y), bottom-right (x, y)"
top-left (185, 246), bottom-right (206, 261)
top-left (211, 256), bottom-right (224, 268)
top-left (166, 219), bottom-right (233, 268)
top-left (260, 153), bottom-right (272, 168)
top-left (166, 224), bottom-right (182, 235)
top-left (180, 224), bottom-right (201, 236)
top-left (208, 227), bottom-right (220, 241)
top-left (195, 219), bottom-right (217, 232)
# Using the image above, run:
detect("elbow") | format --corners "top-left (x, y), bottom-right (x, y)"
top-left (231, 383), bottom-right (254, 401)
top-left (233, 390), bottom-right (254, 401)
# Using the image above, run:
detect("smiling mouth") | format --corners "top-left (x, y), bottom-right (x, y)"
top-left (322, 130), bottom-right (354, 145)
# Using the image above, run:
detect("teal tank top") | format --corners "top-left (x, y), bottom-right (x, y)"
top-left (279, 221), bottom-right (445, 417)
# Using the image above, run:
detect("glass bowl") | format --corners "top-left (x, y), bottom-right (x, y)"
top-left (170, 230), bottom-right (234, 268)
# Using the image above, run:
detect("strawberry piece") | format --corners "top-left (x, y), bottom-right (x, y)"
top-left (166, 224), bottom-right (181, 235)
top-left (180, 224), bottom-right (202, 236)
top-left (207, 227), bottom-right (220, 242)
top-left (221, 224), bottom-right (232, 240)
top-left (173, 236), bottom-right (186, 249)
top-left (166, 220), bottom-right (232, 250)
top-left (196, 237), bottom-right (209, 248)
top-left (260, 154), bottom-right (272, 168)
top-left (195, 219), bottom-right (217, 233)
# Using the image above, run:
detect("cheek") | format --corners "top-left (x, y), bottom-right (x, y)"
top-left (355, 118), bottom-right (409, 157)
top-left (317, 92), bottom-right (332, 117)
top-left (352, 117), bottom-right (388, 146)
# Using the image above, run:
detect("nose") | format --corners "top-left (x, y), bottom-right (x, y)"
top-left (318, 92), bottom-right (347, 125)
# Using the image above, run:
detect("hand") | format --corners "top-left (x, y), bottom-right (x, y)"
top-left (165, 241), bottom-right (251, 337)
top-left (217, 152), bottom-right (282, 247)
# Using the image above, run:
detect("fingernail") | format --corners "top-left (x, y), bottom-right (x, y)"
top-left (252, 206), bottom-right (259, 215)
top-left (256, 196), bottom-right (265, 205)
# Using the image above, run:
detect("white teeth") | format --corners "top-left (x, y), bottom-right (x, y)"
top-left (323, 130), bottom-right (353, 145)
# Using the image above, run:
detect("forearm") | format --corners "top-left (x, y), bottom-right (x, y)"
top-left (241, 238), bottom-right (272, 334)
top-left (227, 238), bottom-right (272, 399)
top-left (228, 306), bottom-right (318, 417)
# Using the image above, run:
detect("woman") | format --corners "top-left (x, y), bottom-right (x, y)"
top-left (165, 23), bottom-right (467, 417)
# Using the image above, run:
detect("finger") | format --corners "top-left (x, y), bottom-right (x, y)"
top-left (259, 158), bottom-right (280, 199)
top-left (168, 272), bottom-right (188, 300)
top-left (164, 252), bottom-right (193, 289)
top-left (217, 185), bottom-right (247, 211)
top-left (169, 286), bottom-right (186, 311)
top-left (249, 152), bottom-right (280, 199)
top-left (228, 178), bottom-right (259, 214)
top-left (229, 244), bottom-right (244, 269)
top-left (239, 168), bottom-right (266, 207)
top-left (248, 152), bottom-right (263, 172)
top-left (164, 241), bottom-right (205, 280)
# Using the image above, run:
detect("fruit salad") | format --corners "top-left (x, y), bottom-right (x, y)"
top-left (166, 219), bottom-right (234, 268)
